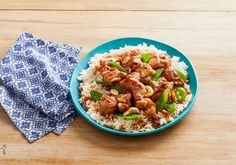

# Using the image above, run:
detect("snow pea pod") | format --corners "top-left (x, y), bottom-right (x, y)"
top-left (151, 68), bottom-right (164, 81)
top-left (115, 113), bottom-right (140, 120)
top-left (110, 62), bottom-right (128, 73)
top-left (90, 90), bottom-right (103, 102)
top-left (141, 52), bottom-right (152, 63)
top-left (96, 80), bottom-right (108, 87)
top-left (174, 87), bottom-right (187, 102)
top-left (176, 70), bottom-right (187, 83)
top-left (155, 89), bottom-right (168, 111)
top-left (164, 103), bottom-right (176, 114)
top-left (110, 85), bottom-right (123, 94)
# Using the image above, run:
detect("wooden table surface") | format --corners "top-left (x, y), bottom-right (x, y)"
top-left (0, 0), bottom-right (236, 164)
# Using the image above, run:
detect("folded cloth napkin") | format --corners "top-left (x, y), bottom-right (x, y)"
top-left (0, 32), bottom-right (81, 142)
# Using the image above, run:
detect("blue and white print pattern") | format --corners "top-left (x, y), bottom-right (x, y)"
top-left (0, 32), bottom-right (81, 142)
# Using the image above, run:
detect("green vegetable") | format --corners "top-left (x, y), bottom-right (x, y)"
top-left (141, 52), bottom-right (152, 63)
top-left (151, 68), bottom-right (164, 81)
top-left (110, 62), bottom-right (127, 73)
top-left (174, 87), bottom-right (187, 102)
top-left (156, 90), bottom-right (168, 111)
top-left (90, 90), bottom-right (103, 102)
top-left (115, 113), bottom-right (140, 120)
top-left (176, 70), bottom-right (187, 83)
top-left (164, 103), bottom-right (176, 114)
top-left (111, 85), bottom-right (123, 94)
top-left (96, 80), bottom-right (108, 86)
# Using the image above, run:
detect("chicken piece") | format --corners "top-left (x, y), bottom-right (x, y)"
top-left (160, 53), bottom-right (170, 60)
top-left (136, 98), bottom-right (160, 126)
top-left (127, 72), bottom-right (140, 80)
top-left (162, 67), bottom-right (184, 86)
top-left (119, 71), bottom-right (127, 79)
top-left (119, 78), bottom-right (146, 101)
top-left (118, 103), bottom-right (130, 112)
top-left (98, 95), bottom-right (117, 115)
top-left (95, 60), bottom-right (107, 73)
top-left (136, 98), bottom-right (157, 118)
top-left (148, 53), bottom-right (171, 69)
top-left (145, 108), bottom-right (157, 119)
top-left (119, 50), bottom-right (143, 71)
top-left (150, 79), bottom-right (167, 101)
top-left (130, 49), bottom-right (140, 56)
top-left (136, 98), bottom-right (155, 110)
top-left (136, 98), bottom-right (148, 109)
top-left (101, 66), bottom-right (126, 85)
top-left (135, 63), bottom-right (155, 78)
top-left (150, 78), bottom-right (174, 101)
top-left (140, 76), bottom-right (152, 84)
top-left (134, 62), bottom-right (155, 85)
top-left (125, 57), bottom-right (143, 71)
top-left (117, 93), bottom-right (132, 105)
top-left (117, 93), bottom-right (132, 112)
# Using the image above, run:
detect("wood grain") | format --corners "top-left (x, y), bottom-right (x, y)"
top-left (0, 0), bottom-right (236, 164)
top-left (0, 0), bottom-right (236, 11)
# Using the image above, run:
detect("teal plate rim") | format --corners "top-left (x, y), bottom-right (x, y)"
top-left (69, 37), bottom-right (198, 136)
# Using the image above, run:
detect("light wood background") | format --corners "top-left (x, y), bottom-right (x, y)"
top-left (0, 0), bottom-right (236, 164)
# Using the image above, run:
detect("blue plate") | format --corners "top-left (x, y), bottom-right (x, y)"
top-left (69, 37), bottom-right (198, 136)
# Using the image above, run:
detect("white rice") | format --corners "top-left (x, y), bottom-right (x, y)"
top-left (78, 43), bottom-right (192, 132)
top-left (171, 56), bottom-right (188, 75)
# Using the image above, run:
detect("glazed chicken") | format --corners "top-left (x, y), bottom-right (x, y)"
top-left (136, 98), bottom-right (156, 118)
top-left (151, 78), bottom-right (174, 101)
top-left (101, 66), bottom-right (127, 85)
top-left (117, 93), bottom-right (132, 112)
top-left (98, 95), bottom-right (117, 115)
top-left (162, 67), bottom-right (184, 86)
top-left (135, 63), bottom-right (155, 78)
top-left (148, 53), bottom-right (170, 69)
top-left (119, 50), bottom-right (143, 71)
top-left (119, 77), bottom-right (147, 101)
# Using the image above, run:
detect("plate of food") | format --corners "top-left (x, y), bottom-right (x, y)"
top-left (69, 37), bottom-right (198, 135)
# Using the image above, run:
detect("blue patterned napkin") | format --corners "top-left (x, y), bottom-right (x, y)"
top-left (0, 32), bottom-right (81, 142)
